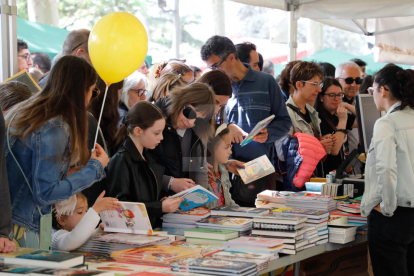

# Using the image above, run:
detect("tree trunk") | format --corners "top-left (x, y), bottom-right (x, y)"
top-left (27, 0), bottom-right (59, 27)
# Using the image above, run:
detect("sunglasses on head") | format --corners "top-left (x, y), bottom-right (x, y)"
top-left (339, 77), bottom-right (363, 85)
top-left (92, 87), bottom-right (100, 99)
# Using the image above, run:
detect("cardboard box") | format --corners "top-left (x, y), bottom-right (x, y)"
top-left (299, 242), bottom-right (369, 276)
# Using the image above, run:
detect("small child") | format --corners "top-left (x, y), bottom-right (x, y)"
top-left (205, 124), bottom-right (239, 209)
top-left (51, 191), bottom-right (121, 251)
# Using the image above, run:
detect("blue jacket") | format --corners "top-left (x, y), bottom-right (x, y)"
top-left (6, 116), bottom-right (106, 232)
top-left (226, 64), bottom-right (291, 162)
top-left (281, 135), bottom-right (305, 192)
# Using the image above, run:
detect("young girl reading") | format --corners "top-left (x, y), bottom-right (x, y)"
top-left (205, 124), bottom-right (238, 209)
top-left (51, 191), bottom-right (120, 251)
top-left (105, 101), bottom-right (183, 227)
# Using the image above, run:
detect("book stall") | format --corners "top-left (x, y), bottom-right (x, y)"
top-left (0, 177), bottom-right (370, 276)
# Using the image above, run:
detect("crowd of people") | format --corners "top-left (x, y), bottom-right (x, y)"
top-left (2, 28), bottom-right (414, 276)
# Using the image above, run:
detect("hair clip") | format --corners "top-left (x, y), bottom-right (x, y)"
top-left (215, 123), bottom-right (227, 137)
top-left (53, 194), bottom-right (77, 218)
top-left (170, 74), bottom-right (182, 86)
top-left (155, 65), bottom-right (162, 79)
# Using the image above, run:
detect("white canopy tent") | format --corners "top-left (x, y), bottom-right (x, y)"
top-left (230, 0), bottom-right (414, 64)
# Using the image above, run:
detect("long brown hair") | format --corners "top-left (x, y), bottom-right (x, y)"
top-left (149, 73), bottom-right (188, 102)
top-left (0, 82), bottom-right (32, 113)
top-left (88, 77), bottom-right (123, 153)
top-left (166, 83), bottom-right (216, 143)
top-left (7, 55), bottom-right (96, 166)
top-left (114, 101), bottom-right (165, 149)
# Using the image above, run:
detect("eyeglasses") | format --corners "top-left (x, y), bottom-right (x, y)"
top-left (183, 106), bottom-right (199, 120)
top-left (17, 53), bottom-right (32, 62)
top-left (338, 77), bottom-right (363, 85)
top-left (324, 92), bottom-right (344, 100)
top-left (302, 80), bottom-right (323, 88)
top-left (130, 89), bottom-right (148, 97)
top-left (224, 144), bottom-right (233, 152)
top-left (368, 86), bottom-right (388, 95)
top-left (209, 53), bottom-right (230, 70)
top-left (71, 40), bottom-right (88, 52)
top-left (91, 87), bottom-right (100, 99)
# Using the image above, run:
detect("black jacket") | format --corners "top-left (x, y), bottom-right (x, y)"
top-left (150, 98), bottom-right (207, 190)
top-left (105, 137), bottom-right (165, 227)
top-left (0, 111), bottom-right (12, 240)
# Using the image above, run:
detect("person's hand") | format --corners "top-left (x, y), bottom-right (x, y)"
top-left (253, 128), bottom-right (268, 143)
top-left (228, 124), bottom-right (248, 144)
top-left (320, 135), bottom-right (333, 153)
top-left (92, 191), bottom-right (122, 214)
top-left (91, 143), bottom-right (110, 168)
top-left (207, 163), bottom-right (215, 184)
top-left (340, 102), bottom-right (350, 109)
top-left (331, 135), bottom-right (338, 148)
top-left (162, 198), bottom-right (184, 213)
top-left (171, 178), bottom-right (195, 193)
top-left (226, 159), bottom-right (245, 176)
top-left (0, 237), bottom-right (15, 253)
top-left (336, 106), bottom-right (348, 122)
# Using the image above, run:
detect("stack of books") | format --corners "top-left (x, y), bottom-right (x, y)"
top-left (162, 208), bottom-right (211, 235)
top-left (210, 206), bottom-right (269, 218)
top-left (337, 203), bottom-right (360, 214)
top-left (251, 213), bottom-right (309, 254)
top-left (255, 190), bottom-right (292, 209)
top-left (205, 250), bottom-right (276, 272)
top-left (171, 258), bottom-right (258, 276)
top-left (222, 236), bottom-right (284, 256)
top-left (195, 216), bottom-right (253, 235)
top-left (330, 210), bottom-right (367, 228)
top-left (76, 233), bottom-right (170, 254)
top-left (169, 241), bottom-right (224, 257)
top-left (285, 192), bottom-right (337, 211)
top-left (184, 228), bottom-right (239, 245)
top-left (110, 245), bottom-right (202, 266)
top-left (328, 225), bottom-right (358, 244)
top-left (0, 264), bottom-right (112, 276)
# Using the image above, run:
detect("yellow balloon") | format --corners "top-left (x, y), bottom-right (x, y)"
top-left (88, 12), bottom-right (148, 84)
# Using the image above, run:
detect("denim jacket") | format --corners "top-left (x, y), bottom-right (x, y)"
top-left (361, 102), bottom-right (414, 217)
top-left (5, 116), bottom-right (106, 232)
top-left (204, 164), bottom-right (238, 209)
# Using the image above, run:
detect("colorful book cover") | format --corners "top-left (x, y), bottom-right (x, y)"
top-left (111, 246), bottom-right (202, 261)
top-left (330, 210), bottom-right (366, 219)
top-left (240, 115), bottom-right (275, 147)
top-left (0, 263), bottom-right (40, 275)
top-left (224, 236), bottom-right (284, 248)
top-left (85, 262), bottom-right (170, 275)
top-left (30, 268), bottom-right (110, 276)
top-left (169, 185), bottom-right (218, 211)
top-left (13, 250), bottom-right (83, 263)
top-left (171, 258), bottom-right (256, 272)
top-left (170, 241), bottom-right (224, 257)
top-left (166, 208), bottom-right (211, 217)
top-left (236, 155), bottom-right (275, 184)
top-left (161, 227), bottom-right (186, 236)
top-left (100, 202), bottom-right (153, 235)
top-left (196, 216), bottom-right (252, 227)
top-left (288, 192), bottom-right (333, 201)
top-left (0, 248), bottom-right (38, 258)
top-left (71, 252), bottom-right (114, 264)
top-left (212, 206), bottom-right (269, 215)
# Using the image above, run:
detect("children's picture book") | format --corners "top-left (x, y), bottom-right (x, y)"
top-left (210, 206), bottom-right (269, 217)
top-left (4, 250), bottom-right (85, 269)
top-left (169, 185), bottom-right (218, 211)
top-left (100, 202), bottom-right (153, 235)
top-left (237, 155), bottom-right (275, 184)
top-left (184, 228), bottom-right (239, 240)
top-left (240, 115), bottom-right (275, 147)
top-left (0, 70), bottom-right (41, 93)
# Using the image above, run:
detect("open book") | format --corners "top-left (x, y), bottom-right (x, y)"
top-left (0, 70), bottom-right (41, 93)
top-left (169, 185), bottom-right (218, 211)
top-left (240, 114), bottom-right (275, 147)
top-left (100, 202), bottom-right (153, 235)
top-left (237, 155), bottom-right (275, 184)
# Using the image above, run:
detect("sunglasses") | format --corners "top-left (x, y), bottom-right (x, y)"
top-left (338, 77), bottom-right (363, 85)
top-left (91, 87), bottom-right (100, 99)
top-left (183, 106), bottom-right (198, 120)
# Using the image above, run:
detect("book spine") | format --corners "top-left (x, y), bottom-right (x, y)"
top-left (253, 222), bottom-right (298, 231)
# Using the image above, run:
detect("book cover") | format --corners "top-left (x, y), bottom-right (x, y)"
top-left (4, 251), bottom-right (85, 269)
top-left (271, 208), bottom-right (329, 219)
top-left (0, 263), bottom-right (40, 275)
top-left (224, 236), bottom-right (284, 248)
top-left (30, 268), bottom-right (112, 276)
top-left (170, 241), bottom-right (224, 257)
top-left (256, 190), bottom-right (293, 203)
top-left (211, 206), bottom-right (269, 216)
top-left (0, 248), bottom-right (38, 259)
top-left (254, 213), bottom-right (308, 224)
top-left (337, 204), bottom-right (361, 214)
top-left (169, 186), bottom-right (218, 211)
top-left (236, 155), bottom-right (275, 184)
top-left (164, 208), bottom-right (211, 218)
top-left (184, 228), bottom-right (239, 240)
top-left (111, 245), bottom-right (201, 261)
top-left (13, 251), bottom-right (82, 263)
top-left (240, 115), bottom-right (275, 147)
top-left (196, 216), bottom-right (252, 227)
top-left (171, 258), bottom-right (256, 272)
top-left (330, 210), bottom-right (366, 219)
top-left (85, 262), bottom-right (170, 275)
top-left (100, 202), bottom-right (153, 235)
top-left (91, 233), bottom-right (168, 246)
top-left (0, 70), bottom-right (41, 93)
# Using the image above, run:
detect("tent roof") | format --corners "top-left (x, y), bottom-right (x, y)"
top-left (17, 18), bottom-right (69, 60)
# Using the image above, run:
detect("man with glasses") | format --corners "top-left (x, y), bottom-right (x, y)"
top-left (335, 61), bottom-right (362, 157)
top-left (200, 35), bottom-right (291, 207)
top-left (39, 29), bottom-right (91, 88)
top-left (17, 39), bottom-right (33, 73)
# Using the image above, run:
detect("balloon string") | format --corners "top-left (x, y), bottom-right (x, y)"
top-left (92, 84), bottom-right (110, 152)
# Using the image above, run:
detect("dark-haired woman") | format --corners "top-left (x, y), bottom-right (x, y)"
top-left (314, 77), bottom-right (357, 175)
top-left (151, 83), bottom-right (216, 192)
top-left (361, 65), bottom-right (414, 276)
top-left (5, 56), bottom-right (109, 248)
top-left (105, 101), bottom-right (183, 227)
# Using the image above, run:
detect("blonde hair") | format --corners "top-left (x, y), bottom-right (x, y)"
top-left (149, 73), bottom-right (188, 102)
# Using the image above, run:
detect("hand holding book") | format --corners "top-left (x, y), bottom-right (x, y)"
top-left (92, 191), bottom-right (122, 214)
top-left (162, 197), bottom-right (184, 213)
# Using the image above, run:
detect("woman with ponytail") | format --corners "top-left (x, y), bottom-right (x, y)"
top-left (105, 101), bottom-right (183, 227)
top-left (361, 65), bottom-right (414, 276)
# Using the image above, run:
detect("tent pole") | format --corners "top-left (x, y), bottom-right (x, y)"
top-left (288, 3), bottom-right (297, 61)
top-left (0, 0), bottom-right (17, 82)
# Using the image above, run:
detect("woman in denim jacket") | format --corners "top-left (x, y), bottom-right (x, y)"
top-left (5, 56), bottom-right (109, 249)
top-left (361, 65), bottom-right (414, 276)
